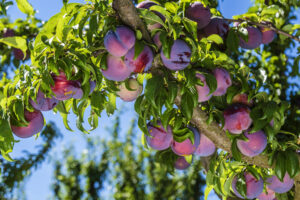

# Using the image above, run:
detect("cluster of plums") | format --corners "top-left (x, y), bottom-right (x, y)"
top-left (145, 122), bottom-right (216, 170)
top-left (10, 71), bottom-right (96, 138)
top-left (232, 172), bottom-right (294, 199)
top-left (2, 28), bottom-right (30, 60)
top-left (186, 2), bottom-right (276, 49)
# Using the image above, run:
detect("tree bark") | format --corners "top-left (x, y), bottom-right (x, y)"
top-left (111, 0), bottom-right (300, 199)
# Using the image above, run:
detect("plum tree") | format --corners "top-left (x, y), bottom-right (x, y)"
top-left (174, 156), bottom-right (191, 170)
top-left (11, 109), bottom-right (44, 138)
top-left (257, 187), bottom-right (276, 200)
top-left (117, 78), bottom-right (143, 102)
top-left (202, 18), bottom-right (229, 39)
top-left (223, 104), bottom-right (252, 134)
top-left (160, 39), bottom-right (191, 71)
top-left (260, 27), bottom-right (276, 44)
top-left (186, 2), bottom-right (211, 29)
top-left (101, 54), bottom-right (132, 81)
top-left (232, 172), bottom-right (264, 199)
top-left (29, 89), bottom-right (59, 111)
top-left (239, 26), bottom-right (263, 49)
top-left (213, 68), bottom-right (232, 96)
top-left (146, 122), bottom-right (173, 150)
top-left (124, 45), bottom-right (154, 73)
top-left (194, 131), bottom-right (215, 157)
top-left (237, 130), bottom-right (267, 157)
top-left (51, 72), bottom-right (83, 100)
top-left (171, 127), bottom-right (200, 156)
top-left (104, 26), bottom-right (136, 57)
top-left (195, 73), bottom-right (212, 102)
top-left (267, 173), bottom-right (294, 194)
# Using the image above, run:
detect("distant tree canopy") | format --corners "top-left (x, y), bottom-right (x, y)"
top-left (0, 0), bottom-right (300, 199)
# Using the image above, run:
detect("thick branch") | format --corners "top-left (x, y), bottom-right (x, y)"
top-left (224, 18), bottom-right (300, 42)
top-left (112, 0), bottom-right (152, 43)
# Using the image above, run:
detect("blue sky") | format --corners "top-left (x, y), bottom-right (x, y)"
top-left (5, 0), bottom-right (299, 199)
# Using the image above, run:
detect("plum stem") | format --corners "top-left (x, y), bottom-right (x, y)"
top-left (224, 18), bottom-right (300, 42)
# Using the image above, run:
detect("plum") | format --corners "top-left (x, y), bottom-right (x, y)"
top-left (232, 172), bottom-right (264, 199)
top-left (146, 122), bottom-right (173, 150)
top-left (104, 26), bottom-right (136, 57)
top-left (213, 68), bottom-right (232, 96)
top-left (239, 26), bottom-right (262, 49)
top-left (3, 28), bottom-right (14, 37)
top-left (224, 104), bottom-right (252, 134)
top-left (232, 93), bottom-right (253, 106)
top-left (13, 48), bottom-right (30, 60)
top-left (124, 45), bottom-right (154, 73)
top-left (161, 39), bottom-right (191, 71)
top-left (29, 89), bottom-right (59, 111)
top-left (137, 1), bottom-right (165, 31)
top-left (186, 2), bottom-right (211, 29)
top-left (194, 131), bottom-right (215, 157)
top-left (195, 73), bottom-right (212, 102)
top-left (101, 54), bottom-right (132, 81)
top-left (260, 27), bottom-right (276, 44)
top-left (153, 32), bottom-right (162, 49)
top-left (11, 109), bottom-right (44, 138)
top-left (89, 80), bottom-right (96, 94)
top-left (202, 18), bottom-right (229, 39)
top-left (171, 126), bottom-right (200, 156)
top-left (237, 130), bottom-right (267, 157)
top-left (174, 156), bottom-right (191, 170)
top-left (51, 71), bottom-right (83, 100)
top-left (266, 173), bottom-right (294, 194)
top-left (117, 78), bottom-right (143, 102)
top-left (257, 187), bottom-right (276, 200)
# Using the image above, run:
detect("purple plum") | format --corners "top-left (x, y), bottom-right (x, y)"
top-left (232, 93), bottom-right (253, 106)
top-left (257, 187), bottom-right (276, 200)
top-left (146, 122), bottom-right (173, 150)
top-left (3, 28), bottom-right (15, 37)
top-left (174, 156), bottom-right (191, 170)
top-left (260, 27), bottom-right (276, 44)
top-left (194, 131), bottom-right (215, 157)
top-left (195, 73), bottom-right (212, 102)
top-left (202, 18), bottom-right (229, 39)
top-left (117, 78), bottom-right (143, 102)
top-left (239, 26), bottom-right (262, 49)
top-left (29, 89), bottom-right (59, 111)
top-left (161, 39), bottom-right (191, 71)
top-left (186, 2), bottom-right (211, 29)
top-left (266, 173), bottom-right (294, 194)
top-left (104, 26), bottom-right (136, 57)
top-left (213, 68), bottom-right (232, 96)
top-left (237, 130), bottom-right (267, 157)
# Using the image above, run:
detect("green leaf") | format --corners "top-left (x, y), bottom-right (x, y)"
top-left (181, 92), bottom-right (194, 120)
top-left (231, 138), bottom-right (242, 161)
top-left (145, 76), bottom-right (162, 108)
top-left (105, 93), bottom-right (116, 116)
top-left (235, 173), bottom-right (247, 198)
top-left (226, 29), bottom-right (239, 52)
top-left (0, 119), bottom-right (15, 161)
top-left (207, 34), bottom-right (223, 45)
top-left (286, 150), bottom-right (300, 178)
top-left (204, 73), bottom-right (217, 95)
top-left (134, 40), bottom-right (145, 60)
top-left (0, 37), bottom-right (28, 59)
top-left (184, 155), bottom-right (193, 164)
top-left (139, 9), bottom-right (167, 30)
top-left (204, 185), bottom-right (213, 200)
top-left (275, 152), bottom-right (286, 182)
top-left (182, 17), bottom-right (198, 41)
top-left (16, 0), bottom-right (34, 15)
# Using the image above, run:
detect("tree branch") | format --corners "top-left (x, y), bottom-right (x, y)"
top-left (223, 18), bottom-right (300, 42)
top-left (112, 0), bottom-right (152, 43)
top-left (111, 0), bottom-right (300, 199)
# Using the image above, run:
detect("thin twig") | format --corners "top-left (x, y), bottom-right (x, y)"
top-left (224, 18), bottom-right (300, 42)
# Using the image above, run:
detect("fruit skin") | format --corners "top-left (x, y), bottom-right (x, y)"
top-left (160, 39), bottom-right (191, 71)
top-left (232, 93), bottom-right (253, 106)
top-left (223, 104), bottom-right (252, 134)
top-left (136, 1), bottom-right (165, 31)
top-left (260, 27), bottom-right (276, 44)
top-left (29, 89), bottom-right (59, 111)
top-left (195, 73), bottom-right (212, 102)
top-left (202, 18), bottom-right (229, 39)
top-left (174, 156), bottom-right (191, 170)
top-left (232, 172), bottom-right (264, 199)
top-left (146, 122), bottom-right (173, 150)
top-left (171, 126), bottom-right (200, 156)
top-left (104, 26), bottom-right (136, 57)
top-left (117, 78), bottom-right (143, 102)
top-left (213, 68), bottom-right (232, 96)
top-left (237, 130), bottom-right (267, 157)
top-left (257, 187), bottom-right (276, 200)
top-left (239, 26), bottom-right (262, 49)
top-left (3, 28), bottom-right (15, 37)
top-left (124, 45), bottom-right (154, 73)
top-left (153, 32), bottom-right (162, 49)
top-left (101, 54), bottom-right (132, 81)
top-left (51, 72), bottom-right (83, 100)
top-left (194, 131), bottom-right (215, 157)
top-left (186, 2), bottom-right (211, 29)
top-left (266, 173), bottom-right (294, 194)
top-left (13, 48), bottom-right (30, 60)
top-left (11, 109), bottom-right (44, 138)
